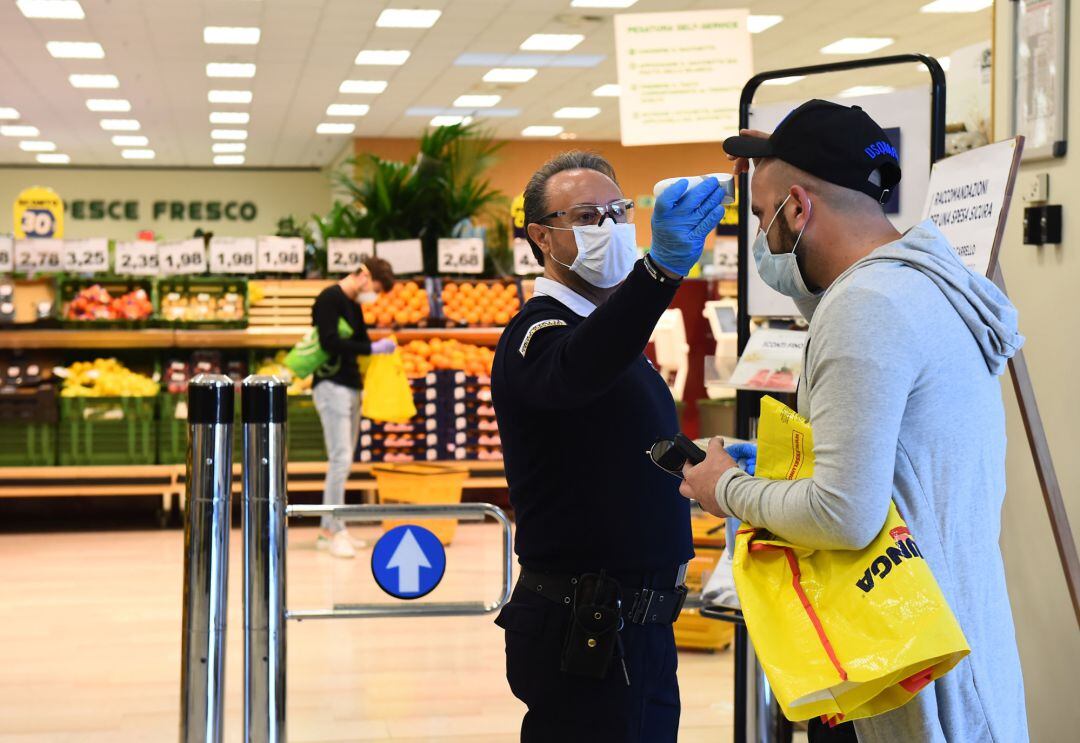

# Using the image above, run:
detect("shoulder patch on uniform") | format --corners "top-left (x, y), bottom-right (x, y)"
top-left (518, 319), bottom-right (568, 357)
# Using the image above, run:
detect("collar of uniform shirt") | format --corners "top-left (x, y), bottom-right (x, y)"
top-left (532, 277), bottom-right (597, 318)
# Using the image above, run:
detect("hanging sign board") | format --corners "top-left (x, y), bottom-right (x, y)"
top-left (159, 238), bottom-right (207, 275)
top-left (257, 236), bottom-right (305, 273)
top-left (14, 238), bottom-right (62, 273)
top-left (114, 241), bottom-right (160, 276)
top-left (376, 239), bottom-right (423, 275)
top-left (0, 236), bottom-right (14, 273)
top-left (209, 236), bottom-right (257, 274)
top-left (61, 238), bottom-right (110, 274)
top-left (921, 137), bottom-right (1024, 278)
top-left (13, 186), bottom-right (64, 239)
top-left (614, 9), bottom-right (752, 146)
top-left (327, 238), bottom-right (374, 274)
top-left (513, 237), bottom-right (543, 276)
top-left (437, 238), bottom-right (484, 274)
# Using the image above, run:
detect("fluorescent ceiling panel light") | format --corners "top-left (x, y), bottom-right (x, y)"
top-left (214, 155), bottom-right (245, 165)
top-left (354, 50), bottom-right (410, 66)
top-left (376, 9), bottom-right (441, 28)
top-left (121, 149), bottom-right (156, 160)
top-left (208, 89), bottom-right (253, 104)
top-left (339, 79), bottom-right (388, 94)
top-left (431, 115), bottom-right (471, 127)
top-left (455, 53), bottom-right (604, 68)
top-left (839, 85), bottom-right (895, 98)
top-left (211, 129), bottom-right (248, 140)
top-left (821, 37), bottom-right (894, 55)
top-left (210, 111), bottom-right (250, 124)
top-left (206, 63), bottom-right (256, 78)
top-left (571, 0), bottom-right (638, 7)
top-left (326, 103), bottom-right (370, 116)
top-left (483, 67), bottom-right (537, 83)
top-left (111, 135), bottom-right (148, 146)
top-left (17, 1), bottom-right (84, 20)
top-left (453, 94), bottom-right (501, 108)
top-left (748, 15), bottom-right (783, 33)
top-left (86, 98), bottom-right (130, 112)
top-left (592, 83), bottom-right (620, 97)
top-left (522, 125), bottom-right (564, 137)
top-left (69, 74), bottom-right (119, 89)
top-left (47, 41), bottom-right (104, 59)
top-left (521, 34), bottom-right (584, 52)
top-left (405, 106), bottom-right (521, 118)
top-left (315, 122), bottom-right (355, 134)
top-left (19, 141), bottom-right (57, 152)
top-left (762, 75), bottom-right (805, 86)
top-left (1, 125), bottom-right (40, 137)
top-left (554, 106), bottom-right (600, 119)
top-left (203, 27), bottom-right (261, 44)
top-left (37, 153), bottom-right (70, 164)
top-left (212, 142), bottom-right (246, 153)
top-left (920, 0), bottom-right (992, 12)
top-left (0, 108), bottom-right (19, 119)
top-left (100, 118), bottom-right (140, 131)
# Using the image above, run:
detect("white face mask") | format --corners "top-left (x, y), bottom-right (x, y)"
top-left (547, 221), bottom-right (637, 288)
top-left (753, 194), bottom-right (818, 300)
top-left (357, 291), bottom-right (378, 305)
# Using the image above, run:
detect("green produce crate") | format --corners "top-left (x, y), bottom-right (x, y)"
top-left (58, 275), bottom-right (156, 329)
top-left (157, 276), bottom-right (249, 329)
top-left (0, 420), bottom-right (56, 466)
top-left (287, 394), bottom-right (327, 462)
top-left (157, 391), bottom-right (241, 465)
top-left (58, 395), bottom-right (157, 465)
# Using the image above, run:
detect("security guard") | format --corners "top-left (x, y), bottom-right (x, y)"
top-left (492, 151), bottom-right (728, 742)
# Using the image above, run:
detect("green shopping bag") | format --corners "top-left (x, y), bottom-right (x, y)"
top-left (283, 317), bottom-right (353, 379)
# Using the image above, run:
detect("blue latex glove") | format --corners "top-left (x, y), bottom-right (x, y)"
top-left (370, 338), bottom-right (396, 355)
top-left (648, 176), bottom-right (729, 276)
top-left (725, 442), bottom-right (757, 476)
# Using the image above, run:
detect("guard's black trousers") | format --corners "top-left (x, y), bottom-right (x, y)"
top-left (495, 582), bottom-right (680, 743)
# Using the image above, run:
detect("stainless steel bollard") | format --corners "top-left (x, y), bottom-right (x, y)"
top-left (242, 375), bottom-right (288, 743)
top-left (180, 374), bottom-right (235, 743)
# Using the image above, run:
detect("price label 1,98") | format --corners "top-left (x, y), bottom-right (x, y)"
top-left (114, 241), bottom-right (159, 276)
top-left (257, 236), bottom-right (305, 273)
top-left (209, 237), bottom-right (257, 274)
top-left (437, 238), bottom-right (484, 275)
top-left (14, 238), bottom-right (63, 274)
top-left (62, 238), bottom-right (111, 274)
top-left (327, 238), bottom-right (374, 273)
top-left (512, 237), bottom-right (542, 276)
top-left (159, 239), bottom-right (207, 275)
top-left (0, 236), bottom-right (13, 273)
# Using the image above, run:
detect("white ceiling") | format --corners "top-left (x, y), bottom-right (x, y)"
top-left (0, 0), bottom-right (992, 167)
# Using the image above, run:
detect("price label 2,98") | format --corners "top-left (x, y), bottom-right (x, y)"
top-left (0, 236), bottom-right (13, 273)
top-left (159, 239), bottom-right (207, 275)
top-left (62, 238), bottom-right (111, 274)
top-left (257, 237), bottom-right (305, 273)
top-left (14, 239), bottom-right (63, 273)
top-left (437, 238), bottom-right (484, 274)
top-left (115, 241), bottom-right (159, 276)
top-left (209, 237), bottom-right (257, 274)
top-left (327, 238), bottom-right (374, 273)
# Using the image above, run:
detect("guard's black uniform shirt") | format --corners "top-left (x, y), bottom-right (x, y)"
top-left (312, 284), bottom-right (373, 390)
top-left (492, 260), bottom-right (693, 575)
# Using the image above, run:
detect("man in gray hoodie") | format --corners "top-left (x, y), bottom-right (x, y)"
top-left (681, 100), bottom-right (1028, 742)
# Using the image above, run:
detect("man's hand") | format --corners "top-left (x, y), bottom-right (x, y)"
top-left (679, 437), bottom-right (738, 517)
top-left (726, 128), bottom-right (771, 175)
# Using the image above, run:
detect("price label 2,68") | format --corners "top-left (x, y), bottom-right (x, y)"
top-left (257, 237), bottom-right (305, 273)
top-left (437, 238), bottom-right (484, 274)
top-left (159, 239), bottom-right (207, 275)
top-left (14, 239), bottom-right (63, 273)
top-left (62, 238), bottom-right (111, 274)
top-left (209, 237), bottom-right (257, 274)
top-left (115, 241), bottom-right (159, 276)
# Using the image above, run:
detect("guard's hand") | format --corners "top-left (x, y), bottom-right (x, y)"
top-left (370, 338), bottom-right (396, 355)
top-left (679, 437), bottom-right (737, 517)
top-left (726, 129), bottom-right (771, 175)
top-left (648, 176), bottom-right (729, 276)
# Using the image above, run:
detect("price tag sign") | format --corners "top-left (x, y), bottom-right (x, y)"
top-left (114, 241), bottom-right (159, 276)
top-left (437, 237), bottom-right (484, 274)
top-left (0, 236), bottom-right (13, 273)
top-left (209, 237), bottom-right (257, 274)
top-left (159, 238), bottom-right (207, 275)
top-left (376, 239), bottom-right (423, 275)
top-left (512, 237), bottom-right (542, 276)
top-left (257, 236), bottom-right (305, 273)
top-left (14, 238), bottom-right (62, 273)
top-left (327, 238), bottom-right (374, 273)
top-left (61, 238), bottom-right (110, 274)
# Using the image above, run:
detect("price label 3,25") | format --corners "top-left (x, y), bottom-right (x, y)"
top-left (327, 238), bottom-right (374, 273)
top-left (437, 238), bottom-right (484, 275)
top-left (209, 237), bottom-right (257, 274)
top-left (257, 237), bottom-right (305, 273)
top-left (62, 238), bottom-right (111, 274)
top-left (114, 241), bottom-right (159, 276)
top-left (14, 238), bottom-right (63, 274)
top-left (159, 239), bottom-right (207, 275)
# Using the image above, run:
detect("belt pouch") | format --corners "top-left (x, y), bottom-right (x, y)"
top-left (560, 571), bottom-right (622, 679)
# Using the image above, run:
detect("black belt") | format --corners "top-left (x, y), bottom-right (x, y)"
top-left (519, 568), bottom-right (687, 625)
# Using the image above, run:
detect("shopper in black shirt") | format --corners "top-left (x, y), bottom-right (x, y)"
top-left (312, 257), bottom-right (395, 558)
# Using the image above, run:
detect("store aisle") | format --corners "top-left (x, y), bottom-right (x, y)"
top-left (0, 524), bottom-right (733, 742)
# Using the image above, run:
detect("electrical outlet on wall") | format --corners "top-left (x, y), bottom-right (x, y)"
top-left (1022, 173), bottom-right (1049, 203)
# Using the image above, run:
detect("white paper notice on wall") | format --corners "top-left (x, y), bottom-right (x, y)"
top-left (921, 138), bottom-right (1022, 278)
top-left (61, 238), bottom-right (110, 274)
top-left (0, 236), bottom-right (14, 273)
top-left (513, 237), bottom-right (543, 276)
top-left (209, 237), bottom-right (257, 274)
top-left (328, 238), bottom-right (374, 274)
top-left (114, 241), bottom-right (159, 276)
top-left (614, 9), bottom-right (752, 146)
top-left (257, 236), bottom-right (305, 273)
top-left (14, 238), bottom-right (62, 274)
top-left (437, 238), bottom-right (484, 274)
top-left (159, 238), bottom-right (207, 275)
top-left (375, 239), bottom-right (423, 275)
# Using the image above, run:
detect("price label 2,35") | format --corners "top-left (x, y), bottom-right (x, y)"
top-left (62, 238), bottom-right (111, 274)
top-left (327, 238), bottom-right (374, 273)
top-left (209, 237), bottom-right (257, 274)
top-left (257, 237), bottom-right (305, 273)
top-left (159, 239), bottom-right (207, 275)
top-left (0, 236), bottom-right (13, 273)
top-left (114, 241), bottom-right (159, 276)
top-left (14, 238), bottom-right (63, 273)
top-left (437, 238), bottom-right (484, 274)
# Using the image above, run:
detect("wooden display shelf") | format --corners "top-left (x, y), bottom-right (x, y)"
top-left (0, 328), bottom-right (176, 349)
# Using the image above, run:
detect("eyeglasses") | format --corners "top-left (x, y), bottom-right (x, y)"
top-left (540, 198), bottom-right (635, 227)
top-left (647, 433), bottom-right (706, 478)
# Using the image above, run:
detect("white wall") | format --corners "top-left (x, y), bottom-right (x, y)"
top-left (993, 5), bottom-right (1080, 740)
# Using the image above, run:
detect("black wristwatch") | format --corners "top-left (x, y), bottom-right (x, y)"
top-left (643, 253), bottom-right (683, 286)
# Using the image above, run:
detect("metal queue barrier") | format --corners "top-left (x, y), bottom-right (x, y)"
top-left (179, 375), bottom-right (513, 743)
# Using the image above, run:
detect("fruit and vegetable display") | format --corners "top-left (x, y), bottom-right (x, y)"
top-left (160, 289), bottom-right (244, 323)
top-left (400, 338), bottom-right (495, 378)
top-left (440, 281), bottom-right (520, 327)
top-left (361, 280), bottom-right (431, 328)
top-left (256, 351), bottom-right (313, 396)
top-left (163, 351), bottom-right (247, 394)
top-left (58, 358), bottom-right (159, 397)
top-left (64, 285), bottom-right (153, 321)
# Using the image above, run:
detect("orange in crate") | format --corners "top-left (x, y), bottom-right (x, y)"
top-left (374, 463), bottom-right (469, 545)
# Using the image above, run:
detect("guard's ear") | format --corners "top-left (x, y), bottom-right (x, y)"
top-left (526, 223), bottom-right (552, 259)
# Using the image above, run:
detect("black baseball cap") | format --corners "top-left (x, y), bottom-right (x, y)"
top-left (723, 99), bottom-right (901, 204)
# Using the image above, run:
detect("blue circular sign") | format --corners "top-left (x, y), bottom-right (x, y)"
top-left (371, 525), bottom-right (446, 600)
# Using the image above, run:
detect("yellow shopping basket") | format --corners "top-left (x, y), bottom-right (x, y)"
top-left (374, 463), bottom-right (469, 545)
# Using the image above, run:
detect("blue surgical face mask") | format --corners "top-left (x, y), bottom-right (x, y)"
top-left (753, 194), bottom-right (818, 300)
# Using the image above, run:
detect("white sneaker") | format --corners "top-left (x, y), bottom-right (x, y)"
top-left (317, 530), bottom-right (368, 551)
top-left (327, 531), bottom-right (356, 559)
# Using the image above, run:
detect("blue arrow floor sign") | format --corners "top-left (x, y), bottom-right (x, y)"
top-left (371, 525), bottom-right (447, 599)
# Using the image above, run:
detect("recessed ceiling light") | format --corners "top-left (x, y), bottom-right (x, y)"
top-left (203, 27), bottom-right (261, 44)
top-left (212, 142), bottom-right (246, 153)
top-left (37, 153), bottom-right (71, 164)
top-left (1, 125), bottom-right (40, 137)
top-left (354, 49), bottom-right (411, 66)
top-left (454, 94), bottom-right (501, 108)
top-left (0, 108), bottom-right (19, 119)
top-left (375, 9), bottom-right (441, 28)
top-left (520, 34), bottom-right (584, 52)
top-left (592, 84), bottom-right (620, 97)
top-left (838, 85), bottom-right (895, 98)
top-left (747, 15), bottom-right (783, 33)
top-left (821, 38), bottom-right (894, 55)
top-left (431, 115), bottom-right (472, 127)
top-left (47, 41), bottom-right (105, 59)
top-left (206, 63), bottom-right (256, 78)
top-left (211, 129), bottom-right (248, 140)
top-left (762, 75), bottom-right (806, 86)
top-left (522, 125), bottom-right (564, 137)
top-left (326, 103), bottom-right (370, 117)
top-left (100, 119), bottom-right (140, 131)
top-left (86, 98), bottom-right (131, 112)
top-left (316, 122), bottom-right (356, 134)
top-left (214, 155), bottom-right (245, 165)
top-left (208, 90), bottom-right (253, 104)
top-left (920, 0), bottom-right (992, 11)
top-left (554, 106), bottom-right (600, 119)
top-left (111, 135), bottom-right (148, 146)
top-left (17, 1), bottom-right (84, 20)
top-left (121, 149), bottom-right (156, 160)
top-left (19, 141), bottom-right (57, 152)
top-left (570, 0), bottom-right (638, 7)
top-left (69, 74), bottom-right (119, 89)
top-left (559, 132), bottom-right (578, 140)
top-left (339, 79), bottom-right (389, 94)
top-left (483, 67), bottom-right (537, 83)
top-left (210, 111), bottom-right (250, 124)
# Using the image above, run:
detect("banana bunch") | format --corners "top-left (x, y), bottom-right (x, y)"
top-left (59, 358), bottom-right (160, 397)
top-left (256, 351), bottom-right (311, 396)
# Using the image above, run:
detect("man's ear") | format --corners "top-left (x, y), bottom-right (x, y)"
top-left (789, 185), bottom-right (812, 231)
top-left (526, 223), bottom-right (551, 258)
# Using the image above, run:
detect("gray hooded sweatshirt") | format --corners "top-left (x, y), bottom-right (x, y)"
top-left (715, 220), bottom-right (1028, 742)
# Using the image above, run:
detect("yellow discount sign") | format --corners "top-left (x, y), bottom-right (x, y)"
top-left (14, 186), bottom-right (64, 239)
top-left (510, 192), bottom-right (526, 237)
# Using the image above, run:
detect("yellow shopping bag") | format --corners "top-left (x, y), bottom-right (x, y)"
top-left (359, 344), bottom-right (417, 423)
top-left (733, 396), bottom-right (969, 724)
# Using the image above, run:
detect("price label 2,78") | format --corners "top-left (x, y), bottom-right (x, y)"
top-left (209, 237), bottom-right (257, 274)
top-left (115, 241), bottom-right (159, 276)
top-left (159, 239), bottom-right (207, 275)
top-left (327, 238), bottom-right (373, 273)
top-left (62, 238), bottom-right (111, 274)
top-left (437, 238), bottom-right (484, 274)
top-left (14, 239), bottom-right (63, 273)
top-left (257, 237), bottom-right (305, 273)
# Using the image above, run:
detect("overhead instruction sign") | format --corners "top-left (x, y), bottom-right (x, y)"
top-left (371, 525), bottom-right (446, 599)
top-left (614, 9), bottom-right (752, 146)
